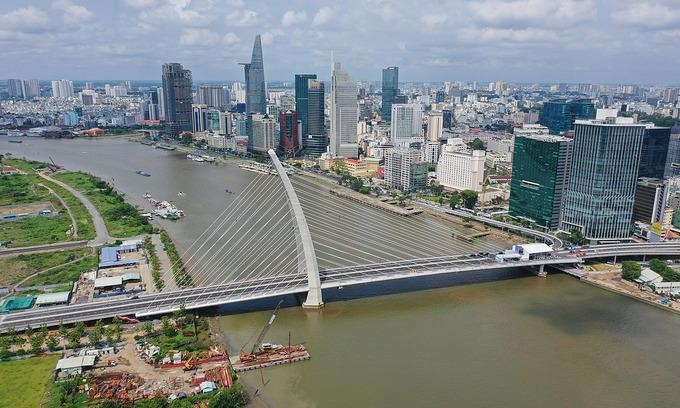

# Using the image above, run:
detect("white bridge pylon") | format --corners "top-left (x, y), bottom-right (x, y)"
top-left (267, 149), bottom-right (323, 308)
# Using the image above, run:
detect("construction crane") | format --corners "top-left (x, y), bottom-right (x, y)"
top-left (239, 299), bottom-right (284, 362)
top-left (251, 299), bottom-right (284, 355)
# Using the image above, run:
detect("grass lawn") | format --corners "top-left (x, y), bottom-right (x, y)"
top-left (0, 248), bottom-right (93, 286)
top-left (40, 180), bottom-right (95, 240)
top-left (54, 172), bottom-right (152, 238)
top-left (0, 214), bottom-right (74, 248)
top-left (23, 255), bottom-right (98, 286)
top-left (0, 354), bottom-right (60, 408)
top-left (0, 173), bottom-right (52, 206)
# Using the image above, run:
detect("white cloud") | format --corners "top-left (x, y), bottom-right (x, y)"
top-left (179, 28), bottom-right (220, 45)
top-left (312, 7), bottom-right (332, 27)
top-left (457, 27), bottom-right (558, 43)
top-left (612, 3), bottom-right (680, 29)
top-left (261, 29), bottom-right (284, 45)
top-left (420, 14), bottom-right (447, 28)
top-left (282, 10), bottom-right (307, 27)
top-left (468, 0), bottom-right (595, 28)
top-left (53, 0), bottom-right (93, 23)
top-left (124, 0), bottom-right (157, 9)
top-left (140, 0), bottom-right (217, 26)
top-left (0, 6), bottom-right (49, 30)
top-left (223, 32), bottom-right (240, 46)
top-left (225, 9), bottom-right (258, 27)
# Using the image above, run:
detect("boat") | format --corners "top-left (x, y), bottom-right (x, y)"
top-left (140, 139), bottom-right (155, 146)
top-left (192, 156), bottom-right (205, 162)
top-left (8, 139), bottom-right (23, 143)
top-left (136, 170), bottom-right (151, 177)
top-left (177, 192), bottom-right (185, 197)
top-left (143, 193), bottom-right (152, 199)
top-left (201, 155), bottom-right (216, 162)
top-left (156, 143), bottom-right (176, 151)
top-left (225, 189), bottom-right (233, 194)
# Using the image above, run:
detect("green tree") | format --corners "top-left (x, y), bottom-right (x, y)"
top-left (621, 261), bottom-right (642, 281)
top-left (7, 327), bottom-right (17, 345)
top-left (430, 184), bottom-right (444, 196)
top-left (161, 316), bottom-right (176, 337)
top-left (173, 304), bottom-right (188, 321)
top-left (58, 323), bottom-right (68, 338)
top-left (25, 325), bottom-right (33, 338)
top-left (460, 189), bottom-right (478, 209)
top-left (67, 330), bottom-right (81, 349)
top-left (468, 138), bottom-right (485, 151)
top-left (74, 321), bottom-right (86, 338)
top-left (46, 335), bottom-right (59, 352)
top-left (568, 229), bottom-right (586, 245)
top-left (105, 327), bottom-right (115, 345)
top-left (449, 191), bottom-right (461, 209)
top-left (648, 258), bottom-right (667, 274)
top-left (397, 195), bottom-right (407, 207)
top-left (142, 321), bottom-right (154, 337)
top-left (371, 186), bottom-right (381, 196)
top-left (208, 384), bottom-right (250, 408)
top-left (29, 334), bottom-right (44, 354)
top-left (89, 329), bottom-right (102, 346)
top-left (180, 133), bottom-right (193, 145)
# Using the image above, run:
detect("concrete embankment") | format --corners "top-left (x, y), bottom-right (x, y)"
top-left (329, 189), bottom-right (422, 216)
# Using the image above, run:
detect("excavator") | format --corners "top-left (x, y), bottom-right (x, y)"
top-left (239, 299), bottom-right (284, 363)
top-left (183, 356), bottom-right (196, 371)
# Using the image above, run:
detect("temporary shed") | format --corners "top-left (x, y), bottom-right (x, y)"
top-left (35, 291), bottom-right (71, 307)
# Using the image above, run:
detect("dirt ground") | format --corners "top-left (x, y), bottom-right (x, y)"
top-left (583, 270), bottom-right (680, 312)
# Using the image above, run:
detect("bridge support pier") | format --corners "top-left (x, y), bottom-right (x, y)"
top-left (268, 150), bottom-right (323, 309)
top-left (536, 264), bottom-right (547, 277)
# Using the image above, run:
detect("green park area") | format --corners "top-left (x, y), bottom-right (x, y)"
top-left (54, 171), bottom-right (153, 238)
top-left (0, 248), bottom-right (94, 287)
top-left (0, 160), bottom-right (95, 247)
top-left (0, 354), bottom-right (60, 408)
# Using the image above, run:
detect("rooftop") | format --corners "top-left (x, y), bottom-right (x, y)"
top-left (35, 291), bottom-right (71, 306)
top-left (56, 355), bottom-right (96, 371)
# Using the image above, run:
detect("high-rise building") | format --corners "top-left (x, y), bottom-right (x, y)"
top-left (426, 111), bottom-right (443, 142)
top-left (435, 90), bottom-right (445, 104)
top-left (304, 79), bottom-right (326, 156)
top-left (330, 62), bottom-right (358, 158)
top-left (241, 35), bottom-right (266, 114)
top-left (197, 85), bottom-right (229, 110)
top-left (192, 104), bottom-right (208, 133)
top-left (633, 178), bottom-right (667, 224)
top-left (561, 119), bottom-right (646, 242)
top-left (442, 108), bottom-right (453, 129)
top-left (384, 148), bottom-right (427, 191)
top-left (51, 80), bottom-right (74, 98)
top-left (391, 103), bottom-right (422, 147)
top-left (436, 138), bottom-right (485, 192)
top-left (248, 113), bottom-right (276, 153)
top-left (161, 62), bottom-right (193, 138)
top-left (157, 86), bottom-right (166, 121)
top-left (540, 99), bottom-right (596, 135)
top-left (218, 112), bottom-right (232, 136)
top-left (7, 79), bottom-right (39, 99)
top-left (295, 74), bottom-right (317, 138)
top-left (638, 125), bottom-right (671, 179)
top-left (509, 135), bottom-right (573, 231)
top-left (278, 110), bottom-right (300, 155)
top-left (665, 125), bottom-right (680, 178)
top-left (381, 66), bottom-right (399, 121)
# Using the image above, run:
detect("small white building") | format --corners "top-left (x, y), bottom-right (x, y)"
top-left (55, 355), bottom-right (96, 376)
top-left (654, 281), bottom-right (680, 295)
top-left (637, 268), bottom-right (663, 284)
top-left (35, 291), bottom-right (71, 307)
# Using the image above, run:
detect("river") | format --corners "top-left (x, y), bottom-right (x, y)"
top-left (4, 136), bottom-right (680, 407)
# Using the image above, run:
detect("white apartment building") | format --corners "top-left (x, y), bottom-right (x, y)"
top-left (426, 111), bottom-right (443, 142)
top-left (391, 103), bottom-right (422, 148)
top-left (384, 148), bottom-right (428, 191)
top-left (436, 138), bottom-right (485, 192)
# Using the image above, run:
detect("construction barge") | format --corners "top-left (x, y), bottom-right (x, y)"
top-left (232, 344), bottom-right (310, 372)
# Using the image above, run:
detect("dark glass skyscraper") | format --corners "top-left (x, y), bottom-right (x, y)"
top-left (161, 62), bottom-right (193, 138)
top-left (540, 99), bottom-right (596, 135)
top-left (241, 35), bottom-right (266, 114)
top-left (381, 66), bottom-right (398, 122)
top-left (278, 110), bottom-right (299, 155)
top-left (295, 74), bottom-right (317, 138)
top-left (509, 135), bottom-right (572, 231)
top-left (304, 79), bottom-right (326, 155)
top-left (638, 126), bottom-right (671, 179)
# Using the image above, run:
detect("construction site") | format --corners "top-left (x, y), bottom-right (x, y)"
top-left (54, 300), bottom-right (309, 405)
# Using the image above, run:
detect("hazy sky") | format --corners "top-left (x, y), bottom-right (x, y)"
top-left (1, 0), bottom-right (679, 84)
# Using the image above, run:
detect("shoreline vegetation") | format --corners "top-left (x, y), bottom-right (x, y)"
top-left (53, 171), bottom-right (153, 238)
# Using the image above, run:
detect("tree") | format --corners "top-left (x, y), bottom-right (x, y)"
top-left (649, 258), bottom-right (667, 274)
top-left (208, 384), bottom-right (250, 408)
top-left (40, 325), bottom-right (49, 339)
top-left (173, 304), bottom-right (188, 321)
top-left (449, 191), bottom-right (461, 209)
top-left (621, 261), bottom-right (641, 281)
top-left (29, 334), bottom-right (44, 354)
top-left (7, 327), bottom-right (17, 345)
top-left (142, 321), bottom-right (155, 337)
top-left (88, 329), bottom-right (102, 346)
top-left (25, 325), bottom-right (33, 338)
top-left (161, 316), bottom-right (176, 337)
top-left (67, 330), bottom-right (81, 349)
top-left (180, 133), bottom-right (193, 145)
top-left (105, 327), bottom-right (115, 345)
top-left (371, 186), bottom-right (381, 196)
top-left (397, 195), bottom-right (407, 207)
top-left (74, 321), bottom-right (86, 338)
top-left (430, 184), bottom-right (444, 196)
top-left (460, 189), bottom-right (478, 209)
top-left (46, 335), bottom-right (59, 352)
top-left (468, 138), bottom-right (485, 151)
top-left (58, 323), bottom-right (68, 338)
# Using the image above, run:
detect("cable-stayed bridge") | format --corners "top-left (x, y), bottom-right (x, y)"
top-left (2, 150), bottom-right (679, 331)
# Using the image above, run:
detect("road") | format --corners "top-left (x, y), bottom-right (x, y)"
top-left (0, 240), bottom-right (89, 257)
top-left (37, 171), bottom-right (111, 245)
top-left (39, 182), bottom-right (78, 238)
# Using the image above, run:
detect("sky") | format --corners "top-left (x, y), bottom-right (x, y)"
top-left (1, 0), bottom-right (679, 84)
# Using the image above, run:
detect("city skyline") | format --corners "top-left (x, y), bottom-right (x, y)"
top-left (1, 0), bottom-right (680, 84)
